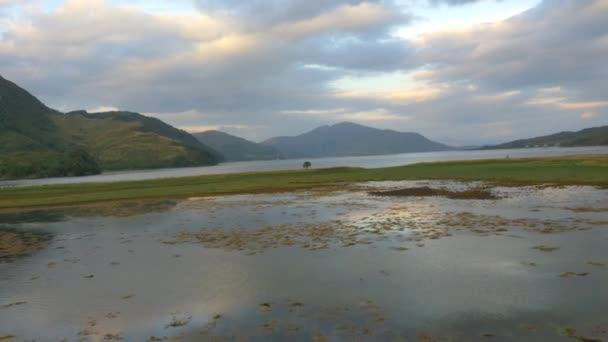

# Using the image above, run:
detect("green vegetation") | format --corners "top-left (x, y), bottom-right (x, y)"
top-left (0, 148), bottom-right (100, 179)
top-left (1, 155), bottom-right (606, 210)
top-left (0, 76), bottom-right (219, 179)
top-left (0, 75), bottom-right (62, 153)
top-left (303, 161), bottom-right (312, 169)
top-left (483, 125), bottom-right (608, 149)
top-left (53, 111), bottom-right (218, 170)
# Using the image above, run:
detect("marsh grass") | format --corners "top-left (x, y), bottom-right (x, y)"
top-left (1, 155), bottom-right (606, 209)
top-left (368, 186), bottom-right (499, 200)
top-left (0, 229), bottom-right (52, 260)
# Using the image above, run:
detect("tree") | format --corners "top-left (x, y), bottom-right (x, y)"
top-left (303, 161), bottom-right (312, 169)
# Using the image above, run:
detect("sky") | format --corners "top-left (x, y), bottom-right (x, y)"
top-left (0, 0), bottom-right (607, 145)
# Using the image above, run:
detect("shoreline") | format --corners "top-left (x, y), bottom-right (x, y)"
top-left (0, 155), bottom-right (606, 211)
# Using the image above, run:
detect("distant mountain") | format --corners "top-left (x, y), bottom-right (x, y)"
top-left (193, 130), bottom-right (282, 162)
top-left (262, 122), bottom-right (451, 158)
top-left (0, 75), bottom-right (219, 179)
top-left (483, 126), bottom-right (608, 149)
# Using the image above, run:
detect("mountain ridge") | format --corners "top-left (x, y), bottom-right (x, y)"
top-left (193, 130), bottom-right (282, 162)
top-left (482, 125), bottom-right (608, 149)
top-left (0, 76), bottom-right (220, 179)
top-left (262, 121), bottom-right (452, 158)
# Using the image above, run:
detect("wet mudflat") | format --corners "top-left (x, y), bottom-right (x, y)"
top-left (0, 181), bottom-right (607, 341)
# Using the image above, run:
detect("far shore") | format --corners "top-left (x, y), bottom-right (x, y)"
top-left (0, 155), bottom-right (606, 210)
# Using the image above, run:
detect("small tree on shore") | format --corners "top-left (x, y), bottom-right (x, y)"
top-left (303, 161), bottom-right (312, 169)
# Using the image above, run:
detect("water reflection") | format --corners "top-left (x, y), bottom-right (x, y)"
top-left (0, 182), bottom-right (607, 341)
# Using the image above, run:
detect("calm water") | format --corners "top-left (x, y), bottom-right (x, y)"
top-left (2, 146), bottom-right (608, 187)
top-left (1, 182), bottom-right (607, 341)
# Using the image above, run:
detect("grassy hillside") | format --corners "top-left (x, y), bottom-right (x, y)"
top-left (485, 125), bottom-right (608, 149)
top-left (194, 130), bottom-right (282, 161)
top-left (0, 76), bottom-right (62, 153)
top-left (54, 111), bottom-right (219, 170)
top-left (0, 76), bottom-right (100, 178)
top-left (1, 155), bottom-right (606, 209)
top-left (0, 76), bottom-right (220, 179)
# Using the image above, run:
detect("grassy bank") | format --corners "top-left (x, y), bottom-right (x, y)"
top-left (1, 155), bottom-right (607, 210)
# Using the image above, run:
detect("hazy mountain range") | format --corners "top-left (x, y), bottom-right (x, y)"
top-left (194, 123), bottom-right (451, 161)
top-left (262, 122), bottom-right (451, 158)
top-left (193, 130), bottom-right (282, 162)
top-left (2, 75), bottom-right (607, 180)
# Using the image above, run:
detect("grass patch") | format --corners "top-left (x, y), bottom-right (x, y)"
top-left (369, 186), bottom-right (499, 200)
top-left (532, 245), bottom-right (560, 252)
top-left (0, 228), bottom-right (52, 260)
top-left (0, 155), bottom-right (607, 210)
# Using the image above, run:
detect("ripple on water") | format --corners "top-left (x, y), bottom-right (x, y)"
top-left (0, 182), bottom-right (607, 341)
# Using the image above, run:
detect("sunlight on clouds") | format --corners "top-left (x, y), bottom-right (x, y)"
top-left (281, 108), bottom-right (349, 116)
top-left (397, 0), bottom-right (540, 39)
top-left (194, 34), bottom-right (261, 59)
top-left (272, 2), bottom-right (394, 39)
top-left (334, 87), bottom-right (443, 105)
top-left (331, 71), bottom-right (417, 93)
top-left (341, 108), bottom-right (410, 122)
top-left (1, 0), bottom-right (606, 144)
top-left (473, 90), bottom-right (521, 104)
top-left (557, 101), bottom-right (608, 110)
top-left (330, 70), bottom-right (444, 105)
top-left (178, 124), bottom-right (264, 133)
top-left (525, 97), bottom-right (565, 106)
top-left (527, 97), bottom-right (608, 110)
top-left (580, 112), bottom-right (597, 120)
top-left (282, 107), bottom-right (408, 123)
top-left (87, 106), bottom-right (119, 113)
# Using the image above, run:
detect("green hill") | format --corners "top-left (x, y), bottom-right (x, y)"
top-left (193, 130), bottom-right (282, 162)
top-left (484, 126), bottom-right (608, 149)
top-left (0, 76), bottom-right (220, 179)
top-left (55, 111), bottom-right (220, 170)
top-left (0, 75), bottom-right (62, 153)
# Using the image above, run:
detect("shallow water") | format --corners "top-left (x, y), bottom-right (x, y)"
top-left (2, 145), bottom-right (608, 187)
top-left (1, 182), bottom-right (607, 341)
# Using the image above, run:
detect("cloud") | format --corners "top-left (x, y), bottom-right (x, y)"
top-left (1, 0), bottom-right (607, 144)
top-left (87, 106), bottom-right (119, 113)
top-left (281, 107), bottom-right (409, 122)
top-left (272, 2), bottom-right (400, 39)
top-left (0, 0), bottom-right (414, 140)
top-left (428, 0), bottom-right (496, 5)
top-left (580, 112), bottom-right (597, 120)
top-left (195, 0), bottom-right (396, 29)
top-left (0, 0), bottom-right (21, 7)
top-left (526, 97), bottom-right (608, 110)
top-left (333, 86), bottom-right (445, 105)
top-left (415, 1), bottom-right (608, 93)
